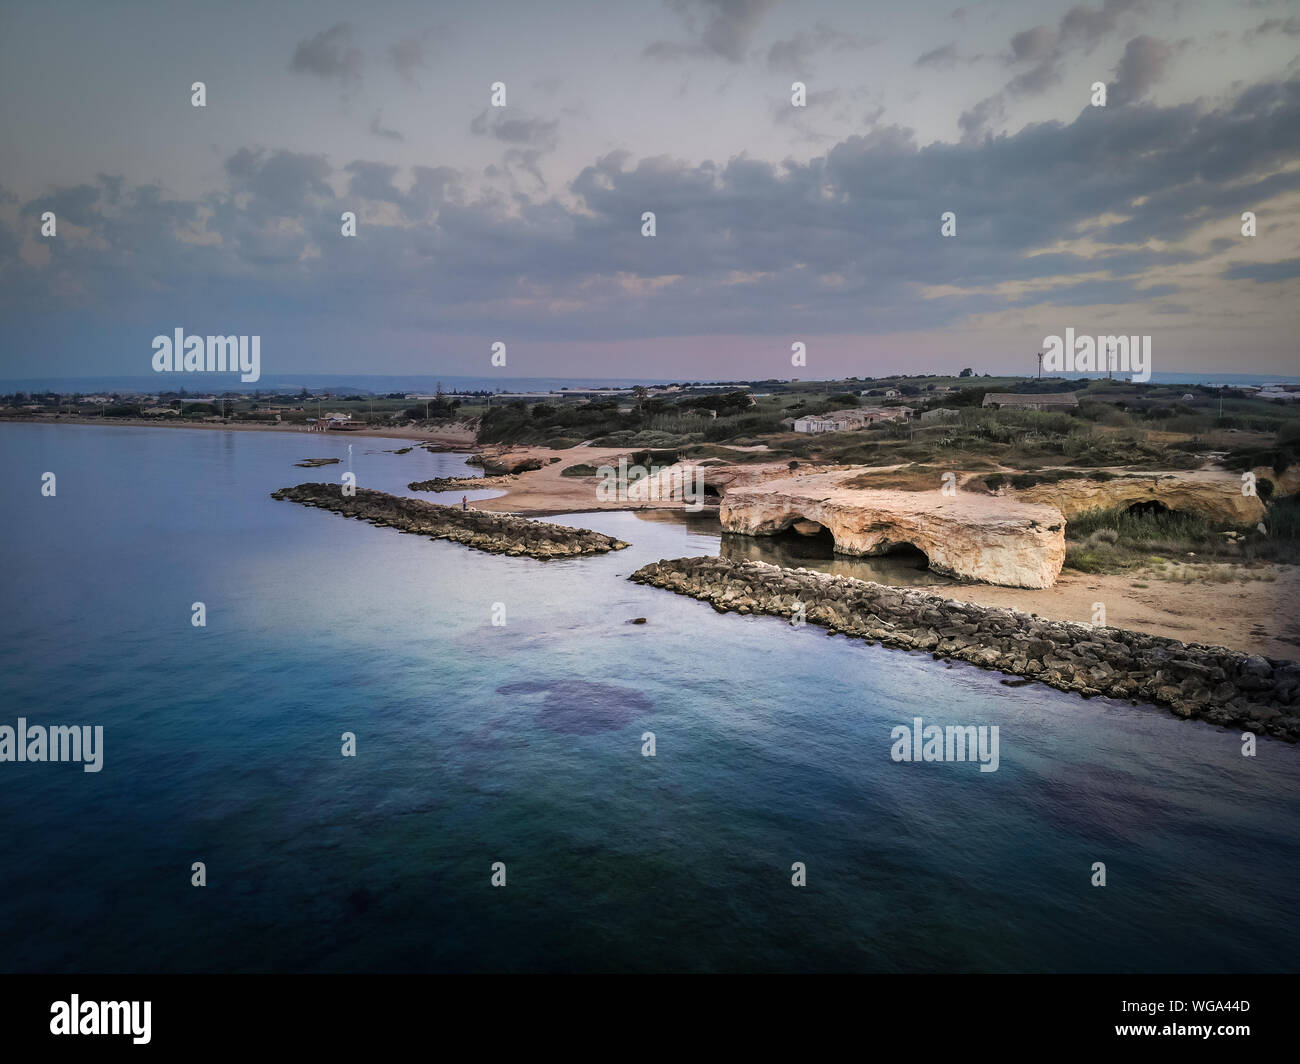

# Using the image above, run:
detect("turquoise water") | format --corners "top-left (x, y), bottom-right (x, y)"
top-left (2, 422), bottom-right (1298, 973)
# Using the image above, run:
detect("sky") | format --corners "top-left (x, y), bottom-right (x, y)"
top-left (1, 0), bottom-right (1298, 382)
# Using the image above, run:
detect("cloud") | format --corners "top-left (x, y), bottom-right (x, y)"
top-left (1242, 16), bottom-right (1300, 43)
top-left (224, 148), bottom-right (332, 215)
top-left (915, 44), bottom-right (959, 70)
top-left (998, 2), bottom-right (1143, 101)
top-left (645, 0), bottom-right (780, 63)
top-left (1109, 35), bottom-right (1173, 105)
top-left (343, 161), bottom-right (459, 219)
top-left (388, 29), bottom-right (436, 84)
top-left (5, 79), bottom-right (1299, 352)
top-left (1061, 0), bottom-right (1141, 48)
top-left (1222, 258), bottom-right (1300, 282)
top-left (958, 94), bottom-right (1005, 141)
top-left (471, 110), bottom-right (559, 151)
top-left (767, 24), bottom-right (876, 73)
top-left (290, 23), bottom-right (362, 85)
top-left (1010, 25), bottom-right (1058, 62)
top-left (369, 112), bottom-right (404, 141)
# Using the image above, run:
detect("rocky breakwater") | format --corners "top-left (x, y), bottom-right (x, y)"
top-left (271, 483), bottom-right (629, 558)
top-left (721, 476), bottom-right (1066, 588)
top-left (629, 557), bottom-right (1299, 740)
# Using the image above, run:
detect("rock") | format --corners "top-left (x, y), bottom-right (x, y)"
top-left (409, 474), bottom-right (515, 492)
top-left (470, 453), bottom-right (545, 476)
top-left (791, 519), bottom-right (825, 536)
top-left (629, 617), bottom-right (648, 624)
top-left (271, 483), bottom-right (629, 559)
top-left (1016, 469), bottom-right (1275, 525)
top-left (626, 555), bottom-right (1298, 742)
top-left (720, 478), bottom-right (1065, 588)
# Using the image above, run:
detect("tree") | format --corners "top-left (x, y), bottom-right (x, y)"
top-left (632, 385), bottom-right (649, 414)
top-left (959, 367), bottom-right (974, 378)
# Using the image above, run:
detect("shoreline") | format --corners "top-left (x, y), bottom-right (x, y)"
top-left (9, 417), bottom-right (1294, 659)
top-left (631, 556), bottom-right (1299, 741)
top-left (0, 415), bottom-right (476, 448)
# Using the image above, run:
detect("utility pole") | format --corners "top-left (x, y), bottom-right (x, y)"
top-left (1036, 351), bottom-right (1044, 379)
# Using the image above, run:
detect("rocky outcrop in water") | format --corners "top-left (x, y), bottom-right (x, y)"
top-left (272, 483), bottom-right (629, 558)
top-left (721, 477), bottom-right (1066, 588)
top-left (629, 556), bottom-right (1298, 740)
top-left (408, 474), bottom-right (515, 492)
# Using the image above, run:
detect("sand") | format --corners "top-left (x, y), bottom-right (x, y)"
top-left (938, 566), bottom-right (1299, 661)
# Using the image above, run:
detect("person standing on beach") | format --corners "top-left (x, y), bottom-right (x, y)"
top-left (462, 495), bottom-right (468, 510)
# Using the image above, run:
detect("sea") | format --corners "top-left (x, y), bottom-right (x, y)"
top-left (1, 421), bottom-right (1298, 972)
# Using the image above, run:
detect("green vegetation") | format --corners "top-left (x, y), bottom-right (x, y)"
top-left (1063, 496), bottom-right (1300, 573)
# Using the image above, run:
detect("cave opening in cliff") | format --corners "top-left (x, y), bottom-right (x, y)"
top-left (1125, 499), bottom-right (1170, 516)
top-left (769, 518), bottom-right (836, 557)
top-left (878, 542), bottom-right (931, 571)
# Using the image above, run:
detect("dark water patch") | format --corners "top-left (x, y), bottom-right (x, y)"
top-left (498, 679), bottom-right (655, 734)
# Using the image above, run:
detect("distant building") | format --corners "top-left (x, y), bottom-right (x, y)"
top-left (883, 389), bottom-right (900, 398)
top-left (793, 407), bottom-right (904, 433)
top-left (919, 407), bottom-right (960, 422)
top-left (981, 392), bottom-right (1079, 411)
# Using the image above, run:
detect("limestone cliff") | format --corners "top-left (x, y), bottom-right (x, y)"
top-left (720, 476), bottom-right (1066, 588)
top-left (1011, 468), bottom-right (1295, 523)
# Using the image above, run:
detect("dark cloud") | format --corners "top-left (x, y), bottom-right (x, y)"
top-left (4, 80), bottom-right (1299, 348)
top-left (646, 0), bottom-right (780, 63)
top-left (999, 2), bottom-right (1143, 102)
top-left (1222, 258), bottom-right (1300, 282)
top-left (471, 110), bottom-right (559, 151)
top-left (1010, 26), bottom-right (1058, 62)
top-left (1109, 35), bottom-right (1173, 106)
top-left (388, 29), bottom-right (435, 84)
top-left (369, 112), bottom-right (404, 141)
top-left (342, 161), bottom-right (459, 220)
top-left (224, 149), bottom-right (332, 215)
top-left (1241, 15), bottom-right (1300, 46)
top-left (958, 94), bottom-right (1005, 142)
top-left (1061, 0), bottom-right (1140, 48)
top-left (915, 44), bottom-right (959, 70)
top-left (290, 23), bottom-right (362, 85)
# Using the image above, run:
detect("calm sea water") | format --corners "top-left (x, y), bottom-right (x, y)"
top-left (2, 422), bottom-right (1298, 973)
